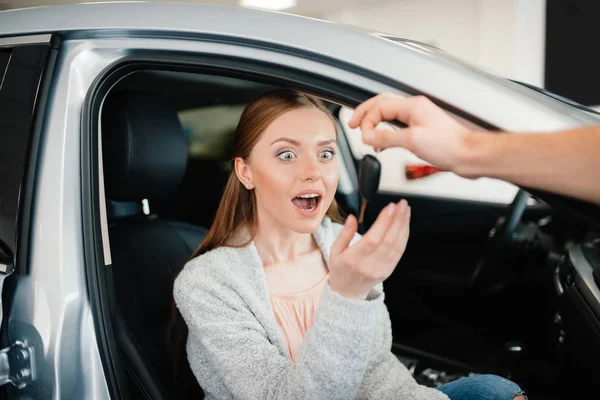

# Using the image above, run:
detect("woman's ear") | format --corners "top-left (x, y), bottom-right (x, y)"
top-left (234, 157), bottom-right (254, 190)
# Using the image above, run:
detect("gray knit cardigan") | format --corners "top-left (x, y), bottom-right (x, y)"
top-left (173, 216), bottom-right (450, 400)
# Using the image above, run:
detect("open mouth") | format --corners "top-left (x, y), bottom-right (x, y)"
top-left (291, 193), bottom-right (321, 212)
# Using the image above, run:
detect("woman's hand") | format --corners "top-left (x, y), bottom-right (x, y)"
top-left (348, 93), bottom-right (475, 175)
top-left (329, 200), bottom-right (411, 300)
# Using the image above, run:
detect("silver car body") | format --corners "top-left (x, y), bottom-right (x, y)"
top-left (0, 3), bottom-right (598, 399)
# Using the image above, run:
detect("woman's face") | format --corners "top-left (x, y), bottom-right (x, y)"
top-left (238, 107), bottom-right (339, 234)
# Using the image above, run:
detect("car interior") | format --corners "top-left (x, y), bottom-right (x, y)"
top-left (97, 69), bottom-right (600, 400)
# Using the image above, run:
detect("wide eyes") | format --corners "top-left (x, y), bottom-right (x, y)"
top-left (319, 150), bottom-right (335, 161)
top-left (277, 151), bottom-right (296, 161)
top-left (276, 149), bottom-right (335, 162)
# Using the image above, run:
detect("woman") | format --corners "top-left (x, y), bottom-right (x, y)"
top-left (173, 89), bottom-right (526, 400)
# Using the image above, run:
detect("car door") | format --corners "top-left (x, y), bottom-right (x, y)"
top-left (0, 34), bottom-right (58, 398)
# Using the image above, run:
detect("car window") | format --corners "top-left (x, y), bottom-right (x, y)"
top-left (178, 105), bottom-right (245, 160)
top-left (0, 44), bottom-right (52, 262)
top-left (338, 107), bottom-right (520, 204)
top-left (0, 47), bottom-right (22, 253)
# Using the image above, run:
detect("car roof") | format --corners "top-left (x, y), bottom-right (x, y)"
top-left (0, 2), bottom-right (380, 44)
top-left (3, 2), bottom-right (598, 128)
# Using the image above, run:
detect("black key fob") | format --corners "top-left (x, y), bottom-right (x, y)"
top-left (358, 154), bottom-right (381, 223)
top-left (359, 154), bottom-right (381, 201)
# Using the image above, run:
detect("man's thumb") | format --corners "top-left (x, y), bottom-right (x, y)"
top-left (330, 214), bottom-right (357, 259)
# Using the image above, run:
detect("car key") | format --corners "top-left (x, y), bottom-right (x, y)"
top-left (358, 154), bottom-right (381, 224)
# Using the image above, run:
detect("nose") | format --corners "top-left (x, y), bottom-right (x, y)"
top-left (299, 155), bottom-right (321, 182)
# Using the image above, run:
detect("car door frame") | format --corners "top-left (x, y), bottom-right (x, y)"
top-left (76, 34), bottom-right (517, 398)
top-left (0, 33), bottom-right (60, 397)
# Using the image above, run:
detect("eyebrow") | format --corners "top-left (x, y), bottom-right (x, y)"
top-left (269, 138), bottom-right (337, 146)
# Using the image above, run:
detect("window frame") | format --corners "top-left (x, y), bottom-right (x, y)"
top-left (0, 34), bottom-right (59, 270)
top-left (0, 34), bottom-right (59, 275)
top-left (0, 33), bottom-right (58, 398)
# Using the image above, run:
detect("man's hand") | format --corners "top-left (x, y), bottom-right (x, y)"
top-left (348, 93), bottom-right (475, 174)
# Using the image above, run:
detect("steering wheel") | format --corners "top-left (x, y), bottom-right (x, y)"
top-left (470, 189), bottom-right (530, 289)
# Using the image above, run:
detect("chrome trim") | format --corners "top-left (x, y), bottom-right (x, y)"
top-left (0, 34), bottom-right (52, 48)
top-left (97, 111), bottom-right (112, 266)
top-left (0, 52), bottom-right (10, 90)
top-left (569, 245), bottom-right (600, 319)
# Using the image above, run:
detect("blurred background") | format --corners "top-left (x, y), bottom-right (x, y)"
top-left (1, 0), bottom-right (598, 109)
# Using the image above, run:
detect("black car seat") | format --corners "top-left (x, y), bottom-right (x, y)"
top-left (101, 91), bottom-right (206, 399)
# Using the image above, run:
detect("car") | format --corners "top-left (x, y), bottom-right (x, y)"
top-left (0, 2), bottom-right (599, 399)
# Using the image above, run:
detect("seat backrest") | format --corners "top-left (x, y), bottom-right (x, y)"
top-left (102, 91), bottom-right (206, 399)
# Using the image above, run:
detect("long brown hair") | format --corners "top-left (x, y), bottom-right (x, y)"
top-left (191, 89), bottom-right (343, 257)
top-left (167, 89), bottom-right (344, 396)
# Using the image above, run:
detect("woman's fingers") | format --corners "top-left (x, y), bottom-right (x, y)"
top-left (373, 200), bottom-right (410, 267)
top-left (330, 214), bottom-right (358, 260)
top-left (381, 200), bottom-right (407, 248)
top-left (357, 202), bottom-right (397, 253)
top-left (346, 202), bottom-right (400, 268)
top-left (328, 201), bottom-right (411, 300)
top-left (394, 205), bottom-right (410, 255)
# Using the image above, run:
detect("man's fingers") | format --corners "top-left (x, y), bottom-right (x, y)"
top-left (363, 127), bottom-right (415, 151)
top-left (352, 94), bottom-right (432, 136)
top-left (351, 94), bottom-right (411, 129)
top-left (350, 94), bottom-right (401, 131)
top-left (330, 214), bottom-right (358, 259)
top-left (349, 96), bottom-right (379, 128)
top-left (358, 98), bottom-right (399, 135)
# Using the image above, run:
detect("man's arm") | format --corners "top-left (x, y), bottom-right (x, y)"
top-left (349, 93), bottom-right (600, 205)
top-left (459, 126), bottom-right (600, 205)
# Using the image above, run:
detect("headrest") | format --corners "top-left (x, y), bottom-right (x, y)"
top-left (101, 92), bottom-right (188, 202)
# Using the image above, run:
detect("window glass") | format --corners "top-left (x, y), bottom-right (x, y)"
top-left (338, 107), bottom-right (519, 204)
top-left (178, 105), bottom-right (245, 159)
top-left (0, 45), bottom-right (48, 254)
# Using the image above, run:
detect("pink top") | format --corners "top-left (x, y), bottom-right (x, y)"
top-left (269, 274), bottom-right (329, 363)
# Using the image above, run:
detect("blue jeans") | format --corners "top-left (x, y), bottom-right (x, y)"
top-left (436, 374), bottom-right (527, 400)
